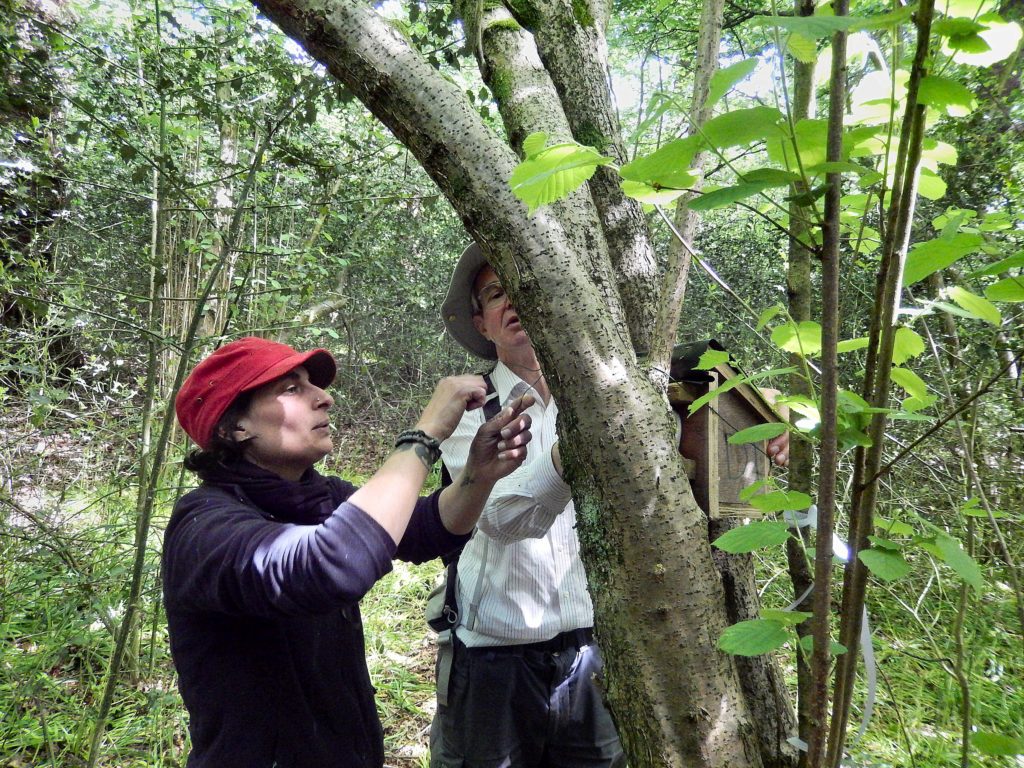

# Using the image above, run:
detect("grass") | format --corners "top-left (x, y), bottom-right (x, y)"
top-left (2, 469), bottom-right (1021, 767)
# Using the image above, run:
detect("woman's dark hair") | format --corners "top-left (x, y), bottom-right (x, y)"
top-left (183, 391), bottom-right (254, 474)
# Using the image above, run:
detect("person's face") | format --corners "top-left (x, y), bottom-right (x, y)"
top-left (471, 266), bottom-right (531, 357)
top-left (232, 366), bottom-right (335, 481)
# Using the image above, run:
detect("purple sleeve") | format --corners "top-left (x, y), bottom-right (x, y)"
top-left (163, 492), bottom-right (398, 619)
top-left (393, 488), bottom-right (472, 564)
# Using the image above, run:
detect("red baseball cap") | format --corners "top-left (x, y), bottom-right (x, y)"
top-left (176, 336), bottom-right (336, 449)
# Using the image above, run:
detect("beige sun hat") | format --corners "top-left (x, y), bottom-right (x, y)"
top-left (441, 243), bottom-right (497, 360)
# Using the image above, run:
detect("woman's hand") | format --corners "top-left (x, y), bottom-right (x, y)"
top-left (414, 375), bottom-right (489, 442)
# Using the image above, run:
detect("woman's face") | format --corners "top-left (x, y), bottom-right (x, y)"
top-left (233, 366), bottom-right (335, 481)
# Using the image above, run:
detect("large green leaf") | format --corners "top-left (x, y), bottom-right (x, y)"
top-left (890, 367), bottom-right (929, 400)
top-left (717, 619), bottom-right (789, 656)
top-left (762, 609), bottom-right (813, 627)
top-left (713, 521), bottom-right (792, 553)
top-left (701, 106), bottom-right (784, 149)
top-left (509, 142), bottom-right (612, 213)
top-left (621, 180), bottom-right (688, 205)
top-left (771, 320), bottom-right (822, 356)
top-left (859, 548), bottom-right (912, 581)
top-left (728, 422), bottom-right (789, 445)
top-left (892, 327), bottom-right (926, 364)
top-left (985, 276), bottom-right (1024, 302)
top-left (750, 490), bottom-right (814, 513)
top-left (696, 349), bottom-right (731, 370)
top-left (837, 337), bottom-right (870, 354)
top-left (947, 286), bottom-right (1002, 325)
top-left (619, 136), bottom-right (701, 188)
top-left (767, 119), bottom-right (829, 171)
top-left (706, 58), bottom-right (759, 108)
top-left (748, 13), bottom-right (864, 38)
top-left (689, 183), bottom-right (771, 211)
top-left (741, 168), bottom-right (800, 185)
top-left (943, 14), bottom-right (1022, 66)
top-left (918, 75), bottom-right (978, 116)
top-left (786, 32), bottom-right (818, 63)
top-left (935, 534), bottom-right (985, 590)
top-left (902, 233), bottom-right (985, 286)
top-left (917, 168), bottom-right (948, 200)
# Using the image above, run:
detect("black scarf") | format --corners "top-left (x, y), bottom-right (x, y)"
top-left (199, 460), bottom-right (342, 526)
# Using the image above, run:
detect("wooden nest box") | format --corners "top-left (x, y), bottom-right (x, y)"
top-left (668, 340), bottom-right (784, 519)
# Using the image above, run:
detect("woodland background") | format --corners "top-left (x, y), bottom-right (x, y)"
top-left (1, 0), bottom-right (1022, 765)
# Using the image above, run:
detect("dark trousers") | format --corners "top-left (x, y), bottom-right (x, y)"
top-left (429, 630), bottom-right (625, 768)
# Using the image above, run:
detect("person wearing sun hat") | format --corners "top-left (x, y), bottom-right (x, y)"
top-left (431, 244), bottom-right (792, 768)
top-left (431, 244), bottom-right (626, 768)
top-left (163, 335), bottom-right (535, 768)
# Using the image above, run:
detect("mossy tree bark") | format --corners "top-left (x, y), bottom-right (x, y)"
top-left (250, 0), bottom-right (795, 764)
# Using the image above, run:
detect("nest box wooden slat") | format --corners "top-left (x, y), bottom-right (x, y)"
top-left (668, 340), bottom-right (784, 519)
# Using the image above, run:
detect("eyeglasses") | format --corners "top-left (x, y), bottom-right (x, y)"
top-left (475, 281), bottom-right (508, 311)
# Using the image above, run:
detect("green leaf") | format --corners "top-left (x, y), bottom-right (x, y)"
top-left (750, 490), bottom-right (814, 513)
top-left (757, 304), bottom-right (785, 330)
top-left (771, 321), bottom-right (822, 357)
top-left (621, 180), bottom-right (688, 205)
top-left (696, 349), bottom-right (731, 370)
top-left (903, 233), bottom-right (985, 286)
top-left (762, 609), bottom-right (812, 626)
top-left (510, 142), bottom-right (613, 214)
top-left (918, 75), bottom-right (978, 116)
top-left (741, 168), bottom-right (800, 185)
top-left (717, 619), bottom-right (789, 656)
top-left (933, 17), bottom-right (988, 36)
top-left (890, 367), bottom-right (929, 399)
top-left (748, 13), bottom-right (861, 38)
top-left (707, 58), bottom-right (759, 108)
top-left (946, 286), bottom-right (1001, 325)
top-left (728, 422), bottom-right (789, 445)
top-left (768, 119), bottom-right (828, 171)
top-left (689, 183), bottom-right (771, 211)
top-left (804, 161), bottom-right (869, 176)
top-left (858, 548), bottom-right (912, 581)
top-left (971, 732), bottom-right (1024, 756)
top-left (522, 131), bottom-right (547, 158)
top-left (917, 168), bottom-right (948, 201)
top-left (892, 327), bottom-right (926, 365)
top-left (922, 138), bottom-right (959, 166)
top-left (619, 136), bottom-right (701, 188)
top-left (798, 635), bottom-right (849, 655)
top-left (688, 377), bottom-right (742, 415)
top-left (786, 33), bottom-right (819, 63)
top-left (966, 250), bottom-right (1024, 277)
top-left (935, 534), bottom-right (985, 590)
top-left (713, 521), bottom-right (792, 553)
top-left (876, 516), bottom-right (915, 536)
top-left (837, 337), bottom-right (869, 354)
top-left (868, 535), bottom-right (903, 551)
top-left (739, 479), bottom-right (771, 502)
top-left (985, 276), bottom-right (1024, 302)
top-left (944, 14), bottom-right (1022, 67)
top-left (701, 107), bottom-right (784, 149)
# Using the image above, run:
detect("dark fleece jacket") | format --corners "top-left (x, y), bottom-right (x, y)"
top-left (162, 460), bottom-right (468, 768)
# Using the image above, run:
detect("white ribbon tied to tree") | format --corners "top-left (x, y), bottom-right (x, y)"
top-left (783, 504), bottom-right (877, 754)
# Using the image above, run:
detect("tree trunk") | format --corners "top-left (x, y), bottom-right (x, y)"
top-left (249, 1), bottom-right (794, 764)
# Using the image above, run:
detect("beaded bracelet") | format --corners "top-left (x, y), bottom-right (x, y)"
top-left (395, 429), bottom-right (442, 465)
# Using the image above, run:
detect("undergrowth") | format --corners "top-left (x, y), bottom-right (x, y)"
top-left (1, 468), bottom-right (1020, 767)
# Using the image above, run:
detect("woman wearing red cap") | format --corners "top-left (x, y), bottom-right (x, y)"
top-left (163, 336), bottom-right (533, 768)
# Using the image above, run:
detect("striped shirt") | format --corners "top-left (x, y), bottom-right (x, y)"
top-left (440, 362), bottom-right (594, 647)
